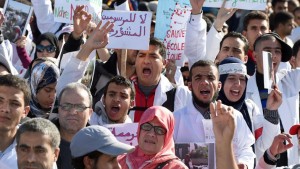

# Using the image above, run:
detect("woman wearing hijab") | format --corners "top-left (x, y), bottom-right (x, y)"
top-left (29, 59), bottom-right (60, 118)
top-left (217, 57), bottom-right (282, 161)
top-left (35, 32), bottom-right (60, 59)
top-left (118, 106), bottom-right (187, 169)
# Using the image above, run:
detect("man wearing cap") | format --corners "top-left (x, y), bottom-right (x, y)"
top-left (246, 32), bottom-right (300, 166)
top-left (70, 125), bottom-right (134, 169)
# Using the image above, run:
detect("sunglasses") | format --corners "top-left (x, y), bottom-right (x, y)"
top-left (36, 45), bottom-right (56, 53)
top-left (140, 122), bottom-right (167, 135)
top-left (59, 103), bottom-right (90, 112)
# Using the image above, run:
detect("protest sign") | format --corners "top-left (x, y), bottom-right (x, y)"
top-left (203, 0), bottom-right (267, 10)
top-left (54, 0), bottom-right (102, 24)
top-left (102, 10), bottom-right (152, 50)
top-left (2, 0), bottom-right (33, 42)
top-left (105, 123), bottom-right (138, 146)
top-left (175, 143), bottom-right (214, 169)
top-left (155, 0), bottom-right (191, 66)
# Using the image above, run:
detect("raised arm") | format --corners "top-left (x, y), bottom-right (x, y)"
top-left (184, 0), bottom-right (207, 69)
top-left (210, 100), bottom-right (239, 169)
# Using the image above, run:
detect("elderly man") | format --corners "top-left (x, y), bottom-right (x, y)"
top-left (16, 118), bottom-right (60, 169)
top-left (52, 82), bottom-right (93, 169)
top-left (0, 75), bottom-right (30, 169)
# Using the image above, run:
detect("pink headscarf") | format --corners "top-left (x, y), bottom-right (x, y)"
top-left (118, 106), bottom-right (178, 169)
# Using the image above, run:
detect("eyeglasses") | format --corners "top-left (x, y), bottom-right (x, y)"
top-left (140, 122), bottom-right (167, 135)
top-left (36, 45), bottom-right (56, 53)
top-left (59, 103), bottom-right (90, 112)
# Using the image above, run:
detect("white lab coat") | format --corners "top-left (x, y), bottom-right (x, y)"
top-left (246, 70), bottom-right (300, 166)
top-left (173, 96), bottom-right (256, 169)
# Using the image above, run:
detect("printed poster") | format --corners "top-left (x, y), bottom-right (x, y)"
top-left (175, 142), bottom-right (215, 169)
top-left (2, 0), bottom-right (33, 42)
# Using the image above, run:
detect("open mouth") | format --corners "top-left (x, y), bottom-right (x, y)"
top-left (143, 68), bottom-right (151, 75)
top-left (200, 89), bottom-right (210, 96)
top-left (230, 89), bottom-right (240, 96)
top-left (145, 139), bottom-right (156, 144)
top-left (110, 106), bottom-right (120, 114)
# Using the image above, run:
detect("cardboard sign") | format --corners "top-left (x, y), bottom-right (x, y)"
top-left (102, 10), bottom-right (152, 50)
top-left (54, 0), bottom-right (102, 24)
top-left (203, 0), bottom-right (267, 10)
top-left (2, 0), bottom-right (33, 42)
top-left (104, 123), bottom-right (138, 146)
top-left (155, 0), bottom-right (191, 66)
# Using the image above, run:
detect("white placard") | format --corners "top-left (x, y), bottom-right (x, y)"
top-left (104, 123), bottom-right (138, 146)
top-left (203, 0), bottom-right (267, 10)
top-left (54, 0), bottom-right (102, 24)
top-left (102, 10), bottom-right (152, 50)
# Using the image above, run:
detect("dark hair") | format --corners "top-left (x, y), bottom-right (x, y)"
top-left (253, 35), bottom-right (276, 51)
top-left (243, 11), bottom-right (269, 31)
top-left (189, 60), bottom-right (218, 80)
top-left (16, 118), bottom-right (60, 149)
top-left (34, 32), bottom-right (60, 59)
top-left (272, 0), bottom-right (288, 7)
top-left (274, 11), bottom-right (294, 29)
top-left (292, 40), bottom-right (300, 57)
top-left (293, 7), bottom-right (300, 15)
top-left (203, 15), bottom-right (213, 32)
top-left (72, 151), bottom-right (103, 169)
top-left (0, 74), bottom-right (31, 106)
top-left (220, 32), bottom-right (249, 54)
top-left (149, 37), bottom-right (166, 59)
top-left (58, 82), bottom-right (93, 107)
top-left (103, 75), bottom-right (135, 100)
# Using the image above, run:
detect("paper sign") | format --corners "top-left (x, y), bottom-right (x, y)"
top-left (263, 51), bottom-right (275, 90)
top-left (203, 0), bottom-right (267, 10)
top-left (155, 1), bottom-right (191, 66)
top-left (102, 10), bottom-right (152, 50)
top-left (202, 119), bottom-right (215, 143)
top-left (175, 143), bottom-right (214, 169)
top-left (54, 0), bottom-right (102, 24)
top-left (104, 123), bottom-right (138, 146)
top-left (2, 0), bottom-right (33, 42)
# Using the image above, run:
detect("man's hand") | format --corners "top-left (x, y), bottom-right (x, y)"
top-left (84, 21), bottom-right (114, 51)
top-left (77, 21), bottom-right (114, 61)
top-left (269, 133), bottom-right (293, 156)
top-left (210, 100), bottom-right (235, 143)
top-left (214, 0), bottom-right (237, 32)
top-left (72, 5), bottom-right (92, 39)
top-left (190, 0), bottom-right (205, 15)
top-left (266, 85), bottom-right (282, 110)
